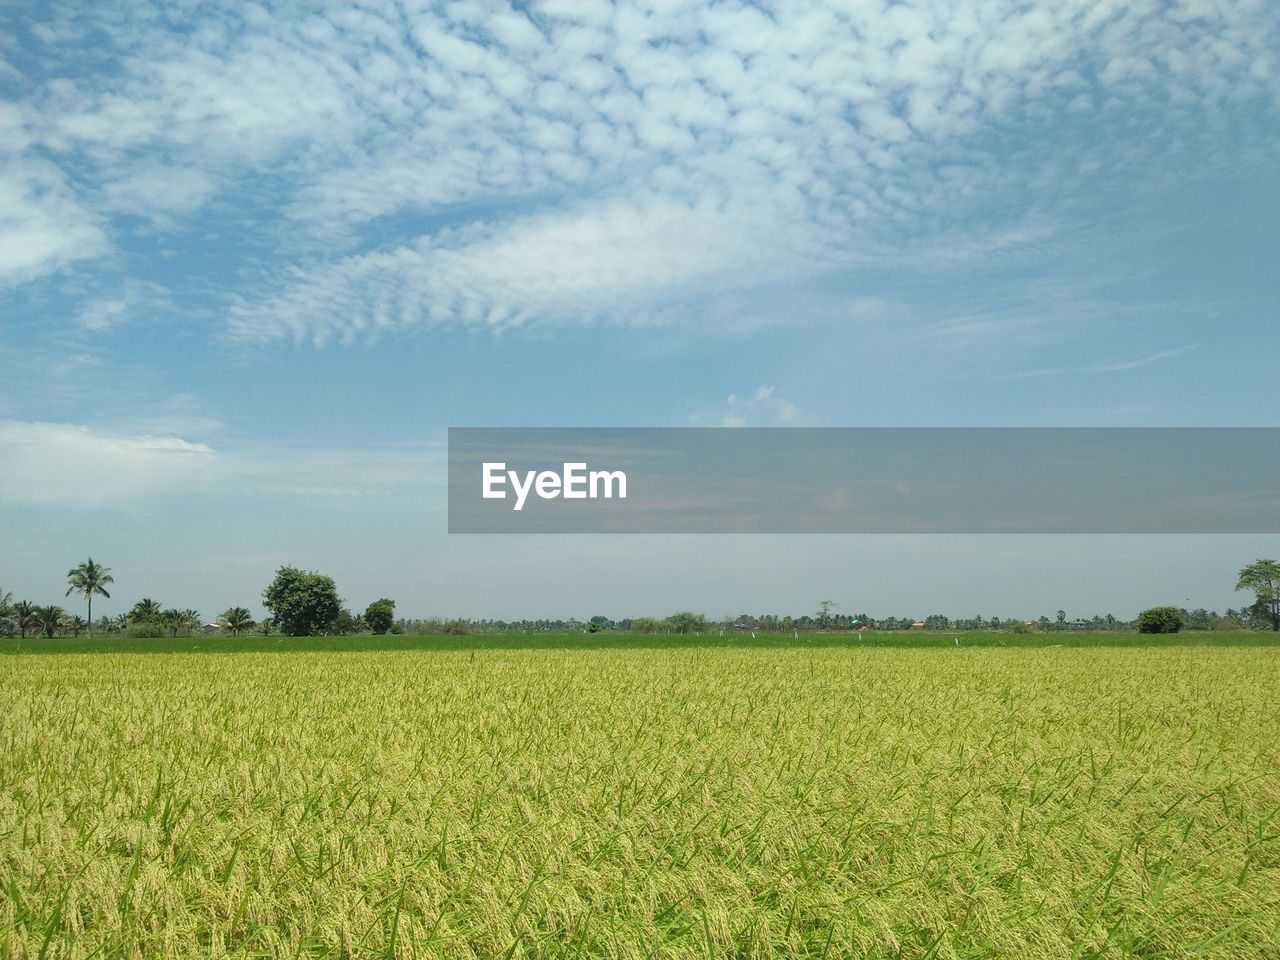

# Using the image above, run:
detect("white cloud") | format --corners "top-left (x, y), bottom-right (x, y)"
top-left (0, 420), bottom-right (215, 506)
top-left (3, 0), bottom-right (1277, 333)
top-left (692, 385), bottom-right (809, 428)
top-left (77, 278), bottom-right (172, 332)
top-left (0, 420), bottom-right (444, 506)
top-left (227, 191), bottom-right (818, 342)
top-left (0, 157), bottom-right (106, 286)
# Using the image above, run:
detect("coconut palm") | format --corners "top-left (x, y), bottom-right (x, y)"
top-left (219, 607), bottom-right (255, 636)
top-left (35, 605), bottom-right (66, 639)
top-left (129, 598), bottom-right (163, 624)
top-left (113, 613), bottom-right (129, 633)
top-left (12, 600), bottom-right (37, 639)
top-left (68, 615), bottom-right (87, 637)
top-left (65, 558), bottom-right (114, 638)
top-left (161, 609), bottom-right (183, 637)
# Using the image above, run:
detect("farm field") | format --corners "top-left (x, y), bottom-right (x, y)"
top-left (2, 640), bottom-right (1278, 958)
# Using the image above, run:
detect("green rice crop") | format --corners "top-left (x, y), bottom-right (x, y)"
top-left (1, 643), bottom-right (1278, 957)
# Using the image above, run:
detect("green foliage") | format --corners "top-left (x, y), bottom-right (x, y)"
top-left (160, 608), bottom-right (200, 637)
top-left (65, 558), bottom-right (113, 638)
top-left (1236, 558), bottom-right (1280, 631)
top-left (331, 608), bottom-right (364, 636)
top-left (10, 601), bottom-right (37, 639)
top-left (441, 618), bottom-right (469, 636)
top-left (630, 616), bottom-right (661, 633)
top-left (1137, 606), bottom-right (1185, 634)
top-left (129, 598), bottom-right (163, 624)
top-left (34, 605), bottom-right (66, 638)
top-left (364, 598), bottom-right (396, 635)
top-left (218, 607), bottom-right (255, 636)
top-left (665, 611), bottom-right (707, 634)
top-left (124, 622), bottom-right (167, 639)
top-left (262, 566), bottom-right (341, 637)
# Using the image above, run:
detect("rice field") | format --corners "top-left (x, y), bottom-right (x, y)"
top-left (1, 641), bottom-right (1278, 958)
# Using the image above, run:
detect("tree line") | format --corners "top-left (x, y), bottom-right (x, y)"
top-left (3, 558), bottom-right (1278, 639)
top-left (0, 562), bottom-right (397, 639)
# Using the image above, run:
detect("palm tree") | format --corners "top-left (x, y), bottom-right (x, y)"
top-left (66, 558), bottom-right (114, 638)
top-left (68, 615), bottom-right (87, 637)
top-left (161, 609), bottom-right (183, 637)
top-left (112, 613), bottom-right (129, 634)
top-left (35, 605), bottom-right (66, 639)
top-left (219, 607), bottom-right (255, 636)
top-left (12, 600), bottom-right (37, 639)
top-left (129, 598), bottom-right (162, 624)
top-left (181, 609), bottom-right (201, 635)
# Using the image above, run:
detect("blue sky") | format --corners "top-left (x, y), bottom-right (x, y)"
top-left (1, 1), bottom-right (1277, 622)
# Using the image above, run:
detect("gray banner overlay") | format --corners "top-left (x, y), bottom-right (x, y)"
top-left (448, 428), bottom-right (1280, 534)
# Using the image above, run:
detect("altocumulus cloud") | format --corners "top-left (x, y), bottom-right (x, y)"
top-left (2, 1), bottom-right (1277, 340)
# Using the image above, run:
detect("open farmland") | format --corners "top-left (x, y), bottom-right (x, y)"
top-left (2, 641), bottom-right (1278, 958)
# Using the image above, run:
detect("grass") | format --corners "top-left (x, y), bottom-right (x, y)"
top-left (1, 638), bottom-right (1278, 957)
top-left (3, 628), bottom-right (1278, 656)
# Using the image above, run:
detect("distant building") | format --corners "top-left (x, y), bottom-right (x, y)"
top-left (911, 620), bottom-right (925, 629)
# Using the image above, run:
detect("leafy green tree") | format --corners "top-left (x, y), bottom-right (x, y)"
top-left (65, 558), bottom-right (113, 638)
top-left (924, 614), bottom-right (950, 630)
top-left (258, 618), bottom-right (274, 637)
top-left (1235, 559), bottom-right (1280, 631)
top-left (1137, 606), bottom-right (1184, 634)
top-left (262, 566), bottom-right (341, 637)
top-left (35, 605), bottom-right (66, 638)
top-left (364, 598), bottom-right (396, 635)
top-left (665, 611), bottom-right (707, 634)
top-left (219, 607), bottom-right (255, 636)
top-left (631, 616), bottom-right (660, 633)
top-left (332, 608), bottom-right (363, 635)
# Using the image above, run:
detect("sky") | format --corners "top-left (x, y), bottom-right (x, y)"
top-left (1, 0), bottom-right (1277, 623)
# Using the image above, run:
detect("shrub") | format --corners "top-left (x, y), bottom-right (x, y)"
top-left (124, 622), bottom-right (166, 639)
top-left (1137, 606), bottom-right (1184, 634)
